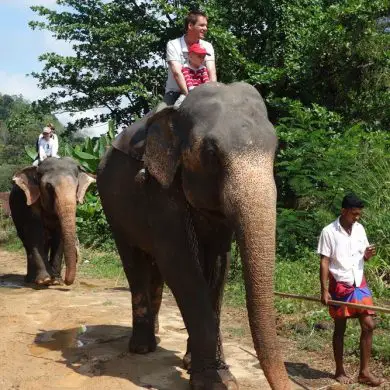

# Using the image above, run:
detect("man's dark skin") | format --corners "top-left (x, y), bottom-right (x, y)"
top-left (320, 207), bottom-right (384, 386)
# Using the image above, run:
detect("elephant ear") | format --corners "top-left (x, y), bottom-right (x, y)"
top-left (12, 166), bottom-right (40, 206)
top-left (77, 171), bottom-right (96, 204)
top-left (144, 106), bottom-right (181, 188)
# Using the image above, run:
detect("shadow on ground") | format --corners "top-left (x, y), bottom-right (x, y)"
top-left (0, 273), bottom-right (70, 291)
top-left (285, 362), bottom-right (333, 380)
top-left (32, 324), bottom-right (188, 390)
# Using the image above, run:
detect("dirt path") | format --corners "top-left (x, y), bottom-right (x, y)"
top-left (0, 248), bottom-right (307, 390)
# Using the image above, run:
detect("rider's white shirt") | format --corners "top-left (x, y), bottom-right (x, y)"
top-left (165, 36), bottom-right (215, 93)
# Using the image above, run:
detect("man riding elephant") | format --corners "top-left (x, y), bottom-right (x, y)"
top-left (162, 9), bottom-right (217, 107)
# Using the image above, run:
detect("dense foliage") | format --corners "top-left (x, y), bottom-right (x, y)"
top-left (30, 0), bottom-right (390, 128)
top-left (4, 1), bottom-right (389, 281)
top-left (0, 93), bottom-right (62, 191)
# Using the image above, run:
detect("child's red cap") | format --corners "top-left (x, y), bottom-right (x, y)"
top-left (188, 43), bottom-right (210, 56)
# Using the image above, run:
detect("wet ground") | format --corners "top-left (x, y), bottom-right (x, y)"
top-left (0, 248), bottom-right (301, 390)
top-left (2, 248), bottom-right (388, 390)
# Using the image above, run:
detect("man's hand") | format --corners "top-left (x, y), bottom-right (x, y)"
top-left (168, 60), bottom-right (188, 95)
top-left (321, 289), bottom-right (332, 306)
top-left (364, 244), bottom-right (376, 261)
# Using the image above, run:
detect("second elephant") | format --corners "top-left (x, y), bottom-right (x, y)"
top-left (10, 157), bottom-right (95, 286)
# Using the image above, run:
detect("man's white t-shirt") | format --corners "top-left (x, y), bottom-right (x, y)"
top-left (38, 135), bottom-right (59, 161)
top-left (165, 36), bottom-right (215, 93)
top-left (317, 217), bottom-right (369, 286)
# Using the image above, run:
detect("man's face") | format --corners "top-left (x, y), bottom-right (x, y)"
top-left (189, 52), bottom-right (206, 68)
top-left (189, 16), bottom-right (208, 39)
top-left (341, 207), bottom-right (363, 225)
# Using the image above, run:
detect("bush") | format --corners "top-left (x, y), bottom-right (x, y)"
top-left (275, 99), bottom-right (390, 260)
top-left (0, 164), bottom-right (22, 192)
top-left (76, 190), bottom-right (116, 251)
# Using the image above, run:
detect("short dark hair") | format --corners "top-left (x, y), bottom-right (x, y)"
top-left (184, 10), bottom-right (208, 32)
top-left (342, 193), bottom-right (365, 209)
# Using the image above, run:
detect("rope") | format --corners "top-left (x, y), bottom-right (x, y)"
top-left (275, 291), bottom-right (390, 314)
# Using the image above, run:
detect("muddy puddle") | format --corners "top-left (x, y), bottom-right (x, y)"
top-left (30, 324), bottom-right (129, 356)
top-left (31, 326), bottom-right (88, 355)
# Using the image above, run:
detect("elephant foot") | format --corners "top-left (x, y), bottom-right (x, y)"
top-left (190, 368), bottom-right (238, 390)
top-left (35, 272), bottom-right (52, 286)
top-left (183, 352), bottom-right (192, 370)
top-left (129, 325), bottom-right (157, 354)
top-left (51, 276), bottom-right (63, 286)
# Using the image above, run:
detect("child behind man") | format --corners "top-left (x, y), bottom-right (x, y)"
top-left (174, 43), bottom-right (210, 108)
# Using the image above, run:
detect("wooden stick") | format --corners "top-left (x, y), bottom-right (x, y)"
top-left (274, 291), bottom-right (390, 314)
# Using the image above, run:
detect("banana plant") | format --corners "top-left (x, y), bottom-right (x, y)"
top-left (64, 119), bottom-right (117, 173)
top-left (24, 120), bottom-right (117, 174)
top-left (24, 145), bottom-right (38, 162)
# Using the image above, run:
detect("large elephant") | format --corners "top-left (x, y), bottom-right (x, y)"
top-left (97, 82), bottom-right (290, 390)
top-left (9, 157), bottom-right (95, 286)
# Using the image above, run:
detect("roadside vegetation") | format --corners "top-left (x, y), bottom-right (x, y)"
top-left (0, 0), bottom-right (389, 379)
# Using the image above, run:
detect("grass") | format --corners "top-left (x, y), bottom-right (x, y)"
top-left (78, 247), bottom-right (126, 283)
top-left (0, 213), bottom-right (23, 251)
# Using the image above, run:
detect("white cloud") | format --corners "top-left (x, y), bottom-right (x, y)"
top-left (57, 109), bottom-right (109, 137)
top-left (43, 30), bottom-right (75, 56)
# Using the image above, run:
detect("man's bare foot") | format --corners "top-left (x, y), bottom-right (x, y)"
top-left (335, 373), bottom-right (354, 384)
top-left (358, 372), bottom-right (385, 387)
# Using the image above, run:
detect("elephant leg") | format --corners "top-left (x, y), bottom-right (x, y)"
top-left (114, 234), bottom-right (157, 354)
top-left (31, 246), bottom-right (52, 285)
top-left (24, 221), bottom-right (51, 285)
top-left (150, 262), bottom-right (164, 334)
top-left (49, 230), bottom-right (64, 284)
top-left (184, 235), bottom-right (232, 372)
top-left (16, 223), bottom-right (49, 284)
top-left (25, 252), bottom-right (37, 283)
top-left (148, 205), bottom-right (237, 389)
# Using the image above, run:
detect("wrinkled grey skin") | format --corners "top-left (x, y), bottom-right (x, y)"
top-left (9, 157), bottom-right (95, 286)
top-left (97, 82), bottom-right (290, 390)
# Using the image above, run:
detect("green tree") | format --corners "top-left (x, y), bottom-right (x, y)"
top-left (0, 93), bottom-right (63, 190)
top-left (30, 0), bottom-right (390, 128)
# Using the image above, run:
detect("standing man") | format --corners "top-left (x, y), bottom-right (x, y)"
top-left (164, 9), bottom-right (216, 106)
top-left (317, 193), bottom-right (384, 386)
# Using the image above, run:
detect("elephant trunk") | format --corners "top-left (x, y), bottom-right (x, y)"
top-left (55, 186), bottom-right (78, 286)
top-left (223, 153), bottom-right (290, 390)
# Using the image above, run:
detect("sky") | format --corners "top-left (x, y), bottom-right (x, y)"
top-left (0, 0), bottom-right (107, 136)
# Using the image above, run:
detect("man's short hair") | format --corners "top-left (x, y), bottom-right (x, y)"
top-left (342, 193), bottom-right (365, 209)
top-left (184, 10), bottom-right (208, 32)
